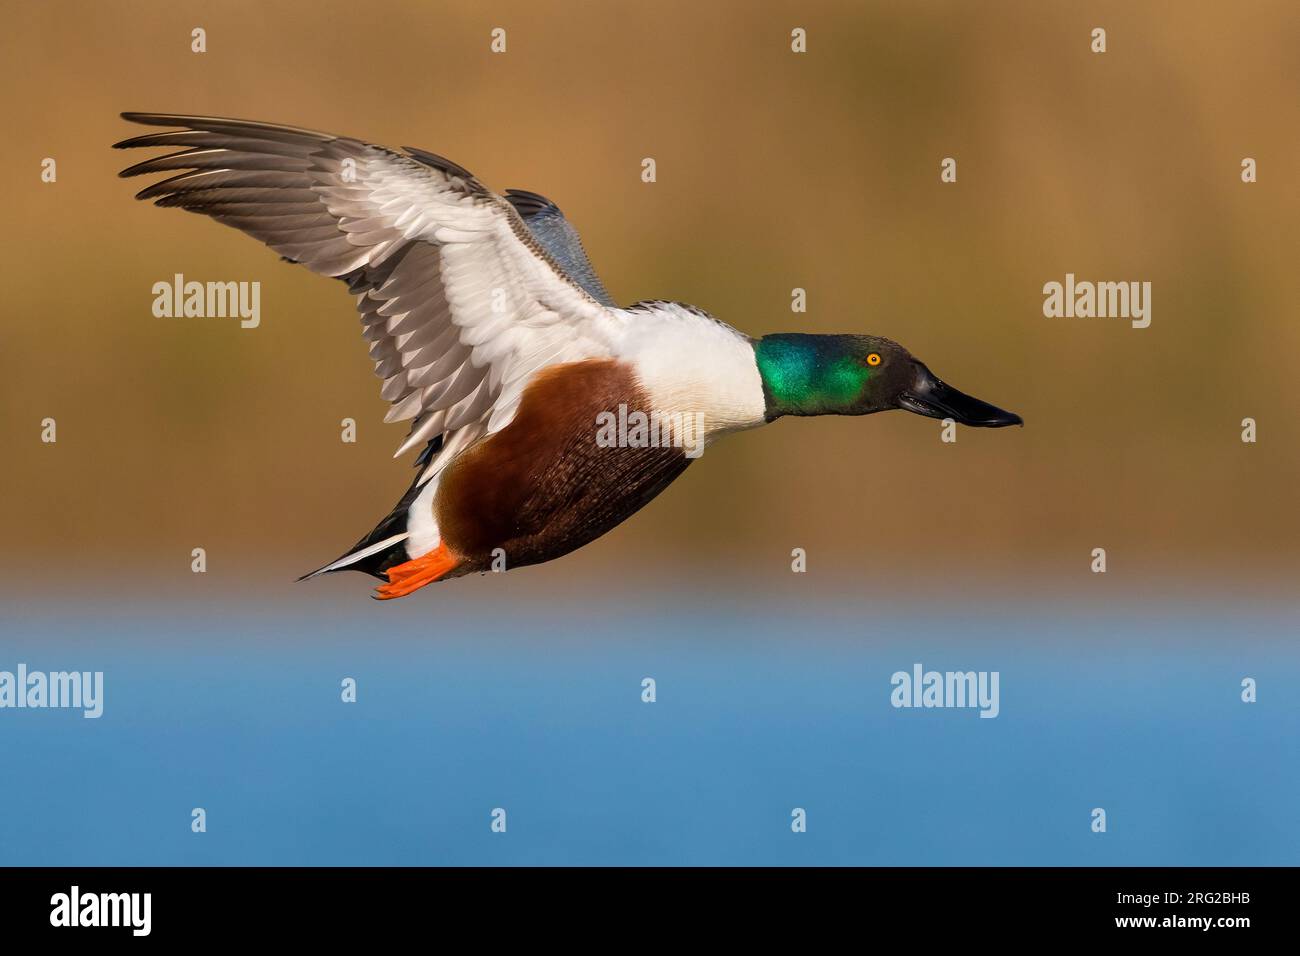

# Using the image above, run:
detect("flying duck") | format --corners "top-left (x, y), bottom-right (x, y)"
top-left (115, 113), bottom-right (1022, 599)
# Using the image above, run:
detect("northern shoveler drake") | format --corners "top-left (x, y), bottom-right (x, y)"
top-left (116, 114), bottom-right (1022, 599)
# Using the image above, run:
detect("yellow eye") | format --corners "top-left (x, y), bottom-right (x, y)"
top-left (866, 353), bottom-right (882, 366)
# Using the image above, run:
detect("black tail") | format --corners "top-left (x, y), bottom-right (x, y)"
top-left (298, 437), bottom-right (442, 581)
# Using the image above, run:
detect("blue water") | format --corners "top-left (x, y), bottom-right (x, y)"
top-left (1, 598), bottom-right (1296, 865)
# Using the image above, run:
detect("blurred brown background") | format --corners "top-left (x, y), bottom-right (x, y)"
top-left (2, 0), bottom-right (1296, 599)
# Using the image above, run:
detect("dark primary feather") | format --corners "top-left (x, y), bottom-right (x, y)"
top-left (115, 114), bottom-right (612, 309)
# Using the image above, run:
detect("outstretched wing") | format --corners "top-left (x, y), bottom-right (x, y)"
top-left (115, 113), bottom-right (628, 476)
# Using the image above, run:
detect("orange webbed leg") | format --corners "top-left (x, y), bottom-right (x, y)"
top-left (373, 543), bottom-right (461, 600)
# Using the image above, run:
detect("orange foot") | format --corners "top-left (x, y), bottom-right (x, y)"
top-left (373, 543), bottom-right (460, 600)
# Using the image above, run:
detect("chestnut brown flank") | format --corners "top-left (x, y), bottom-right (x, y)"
top-left (432, 360), bottom-right (692, 574)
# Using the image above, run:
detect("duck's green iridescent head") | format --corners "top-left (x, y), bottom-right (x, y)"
top-left (753, 333), bottom-right (1022, 427)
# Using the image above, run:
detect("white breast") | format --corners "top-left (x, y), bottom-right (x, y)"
top-left (615, 301), bottom-right (767, 443)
